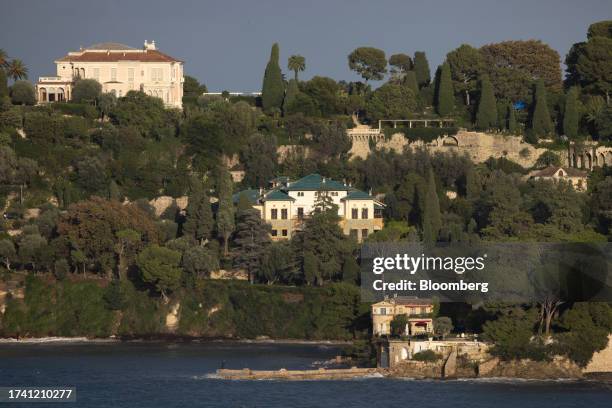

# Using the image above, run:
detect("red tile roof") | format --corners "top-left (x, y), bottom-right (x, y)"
top-left (531, 166), bottom-right (587, 178)
top-left (57, 50), bottom-right (182, 63)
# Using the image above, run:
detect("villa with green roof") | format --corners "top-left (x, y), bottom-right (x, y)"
top-left (235, 174), bottom-right (384, 242)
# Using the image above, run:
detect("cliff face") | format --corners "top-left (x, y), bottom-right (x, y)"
top-left (481, 357), bottom-right (583, 379)
top-left (584, 335), bottom-right (612, 374)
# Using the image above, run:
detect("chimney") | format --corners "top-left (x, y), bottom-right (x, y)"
top-left (144, 40), bottom-right (156, 50)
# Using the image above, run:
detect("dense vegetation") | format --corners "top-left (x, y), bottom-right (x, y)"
top-left (0, 22), bottom-right (611, 366)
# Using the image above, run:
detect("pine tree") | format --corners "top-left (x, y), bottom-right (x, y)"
top-left (475, 74), bottom-right (498, 130)
top-left (422, 168), bottom-right (441, 243)
top-left (563, 87), bottom-right (580, 140)
top-left (507, 102), bottom-right (518, 134)
top-left (435, 62), bottom-right (454, 116)
top-left (283, 79), bottom-right (299, 113)
top-left (413, 51), bottom-right (431, 88)
top-left (216, 166), bottom-right (235, 256)
top-left (183, 183), bottom-right (214, 245)
top-left (261, 43), bottom-right (285, 113)
top-left (530, 79), bottom-right (553, 138)
top-left (403, 70), bottom-right (419, 95)
top-left (233, 208), bottom-right (271, 283)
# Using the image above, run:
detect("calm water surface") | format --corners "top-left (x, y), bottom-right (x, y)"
top-left (0, 342), bottom-right (610, 408)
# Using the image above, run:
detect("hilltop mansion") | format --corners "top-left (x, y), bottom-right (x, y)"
top-left (36, 41), bottom-right (184, 109)
top-left (234, 174), bottom-right (385, 242)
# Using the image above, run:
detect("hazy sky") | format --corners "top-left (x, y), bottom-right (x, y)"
top-left (1, 0), bottom-right (610, 90)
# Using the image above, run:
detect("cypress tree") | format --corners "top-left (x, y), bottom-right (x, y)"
top-left (435, 62), bottom-right (453, 116)
top-left (0, 69), bottom-right (8, 98)
top-left (183, 184), bottom-right (214, 245)
top-left (283, 79), bottom-right (299, 113)
top-left (261, 43), bottom-right (285, 113)
top-left (413, 51), bottom-right (431, 88)
top-left (403, 70), bottom-right (419, 95)
top-left (475, 74), bottom-right (497, 130)
top-left (233, 209), bottom-right (271, 283)
top-left (563, 87), bottom-right (580, 140)
top-left (507, 103), bottom-right (518, 134)
top-left (422, 168), bottom-right (441, 243)
top-left (530, 79), bottom-right (553, 138)
top-left (216, 166), bottom-right (235, 256)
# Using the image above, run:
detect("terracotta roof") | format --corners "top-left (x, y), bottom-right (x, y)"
top-left (57, 49), bottom-right (182, 63)
top-left (531, 166), bottom-right (587, 178)
top-left (86, 42), bottom-right (136, 50)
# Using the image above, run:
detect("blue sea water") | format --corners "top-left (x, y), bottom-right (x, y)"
top-left (0, 342), bottom-right (610, 408)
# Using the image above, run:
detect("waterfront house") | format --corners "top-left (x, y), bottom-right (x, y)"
top-left (371, 296), bottom-right (434, 336)
top-left (36, 40), bottom-right (184, 109)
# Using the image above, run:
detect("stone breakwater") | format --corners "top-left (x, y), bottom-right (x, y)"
top-left (217, 367), bottom-right (380, 380)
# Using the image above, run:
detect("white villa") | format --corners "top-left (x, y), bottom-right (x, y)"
top-left (234, 174), bottom-right (385, 242)
top-left (36, 41), bottom-right (184, 108)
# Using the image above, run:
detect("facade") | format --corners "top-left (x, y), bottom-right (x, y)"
top-left (529, 166), bottom-right (588, 192)
top-left (36, 41), bottom-right (184, 109)
top-left (234, 174), bottom-right (384, 242)
top-left (379, 339), bottom-right (489, 368)
top-left (371, 296), bottom-right (435, 337)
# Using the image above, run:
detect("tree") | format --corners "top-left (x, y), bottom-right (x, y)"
top-left (97, 92), bottom-right (117, 119)
top-left (0, 68), bottom-right (8, 99)
top-left (446, 44), bottom-right (483, 106)
top-left (507, 102), bottom-right (518, 134)
top-left (391, 314), bottom-right (408, 337)
top-left (302, 251), bottom-right (319, 286)
top-left (348, 47), bottom-right (387, 83)
top-left (413, 51), bottom-right (431, 88)
top-left (183, 75), bottom-right (207, 98)
top-left (435, 62), bottom-right (453, 116)
top-left (183, 182), bottom-right (214, 245)
top-left (366, 83), bottom-right (417, 123)
top-left (341, 253), bottom-right (359, 284)
top-left (0, 239), bottom-right (16, 270)
top-left (563, 87), bottom-right (580, 139)
top-left (0, 49), bottom-right (9, 68)
top-left (574, 36), bottom-right (612, 105)
top-left (261, 43), bottom-right (285, 113)
top-left (216, 166), bottom-right (235, 256)
top-left (530, 79), bottom-right (553, 139)
top-left (434, 316), bottom-right (453, 339)
top-left (136, 245), bottom-right (182, 300)
top-left (287, 54), bottom-right (306, 81)
top-left (10, 81), bottom-right (35, 105)
top-left (115, 229), bottom-right (140, 280)
top-left (302, 76), bottom-right (343, 117)
top-left (259, 241), bottom-right (298, 284)
top-left (389, 53), bottom-right (412, 82)
top-left (475, 75), bottom-right (497, 130)
top-left (5, 59), bottom-right (28, 80)
top-left (422, 167), bottom-right (441, 243)
top-left (283, 79), bottom-right (299, 112)
top-left (535, 151), bottom-right (561, 168)
top-left (182, 245), bottom-right (219, 280)
top-left (480, 40), bottom-right (562, 102)
top-left (18, 233), bottom-right (47, 270)
top-left (241, 133), bottom-right (278, 187)
top-left (483, 307), bottom-right (542, 360)
top-left (403, 71), bottom-right (419, 95)
top-left (72, 79), bottom-right (102, 103)
top-left (233, 208), bottom-right (271, 283)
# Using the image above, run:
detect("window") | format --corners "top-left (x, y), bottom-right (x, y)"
top-left (128, 68), bottom-right (134, 82)
top-left (297, 207), bottom-right (304, 220)
top-left (351, 208), bottom-right (359, 219)
top-left (93, 68), bottom-right (100, 81)
top-left (111, 68), bottom-right (117, 81)
top-left (281, 229), bottom-right (288, 237)
top-left (297, 192), bottom-right (304, 197)
top-left (380, 308), bottom-right (386, 315)
top-left (271, 229), bottom-right (278, 237)
top-left (362, 208), bottom-right (369, 219)
top-left (281, 208), bottom-right (288, 220)
top-left (151, 68), bottom-right (163, 82)
top-left (361, 229), bottom-right (369, 239)
top-left (271, 209), bottom-right (278, 220)
top-left (331, 191), bottom-right (338, 196)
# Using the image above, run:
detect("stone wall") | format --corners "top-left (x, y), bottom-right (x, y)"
top-left (584, 335), bottom-right (612, 373)
top-left (349, 130), bottom-right (564, 168)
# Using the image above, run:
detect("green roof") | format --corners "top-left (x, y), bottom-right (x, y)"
top-left (232, 189), bottom-right (260, 204)
top-left (286, 174), bottom-right (349, 191)
top-left (263, 190), bottom-right (295, 201)
top-left (341, 190), bottom-right (374, 201)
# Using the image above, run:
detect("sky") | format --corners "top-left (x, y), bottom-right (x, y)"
top-left (1, 0), bottom-right (610, 91)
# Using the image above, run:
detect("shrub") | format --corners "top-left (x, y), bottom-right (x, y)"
top-left (412, 349), bottom-right (442, 362)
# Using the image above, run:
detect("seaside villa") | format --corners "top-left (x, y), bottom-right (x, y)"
top-left (371, 296), bottom-right (435, 337)
top-left (36, 40), bottom-right (184, 109)
top-left (234, 174), bottom-right (385, 242)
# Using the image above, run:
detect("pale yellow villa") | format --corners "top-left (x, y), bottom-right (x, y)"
top-left (36, 40), bottom-right (184, 109)
top-left (234, 174), bottom-right (385, 242)
top-left (371, 296), bottom-right (435, 337)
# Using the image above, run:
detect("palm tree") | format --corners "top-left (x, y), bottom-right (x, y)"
top-left (287, 55), bottom-right (306, 81)
top-left (6, 59), bottom-right (28, 80)
top-left (0, 49), bottom-right (9, 69)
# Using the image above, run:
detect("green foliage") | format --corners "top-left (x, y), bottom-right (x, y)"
top-left (283, 79), bottom-right (299, 112)
top-left (587, 20), bottom-right (612, 39)
top-left (434, 316), bottom-right (454, 338)
top-left (562, 87), bottom-right (580, 139)
top-left (529, 79), bottom-right (554, 139)
top-left (507, 103), bottom-right (518, 134)
top-left (10, 81), bottom-right (36, 105)
top-left (109, 91), bottom-right (177, 139)
top-left (391, 314), bottom-right (408, 336)
top-left (302, 76), bottom-right (343, 117)
top-left (366, 83), bottom-right (416, 123)
top-left (348, 47), bottom-right (387, 82)
top-left (233, 208), bottom-right (271, 282)
top-left (287, 54), bottom-right (306, 81)
top-left (241, 133), bottom-right (278, 187)
top-left (413, 51), bottom-right (431, 88)
top-left (183, 182), bottom-right (213, 244)
top-left (136, 245), bottom-right (182, 299)
top-left (0, 68), bottom-right (8, 98)
top-left (71, 79), bottom-right (102, 103)
top-left (412, 349), bottom-right (442, 362)
top-left (216, 166), bottom-right (235, 256)
top-left (446, 44), bottom-right (483, 106)
top-left (475, 75), bottom-right (497, 130)
top-left (389, 53), bottom-right (412, 82)
top-left (259, 241), bottom-right (298, 284)
top-left (422, 167), bottom-right (441, 243)
top-left (534, 151), bottom-right (561, 168)
top-left (435, 62), bottom-right (454, 116)
top-left (403, 71), bottom-right (419, 95)
top-left (261, 43), bottom-right (285, 113)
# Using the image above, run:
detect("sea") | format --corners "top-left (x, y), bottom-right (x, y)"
top-left (0, 341), bottom-right (610, 407)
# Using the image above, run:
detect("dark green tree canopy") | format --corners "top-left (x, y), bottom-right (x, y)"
top-left (446, 44), bottom-right (483, 105)
top-left (348, 47), bottom-right (387, 82)
top-left (72, 79), bottom-right (102, 103)
top-left (261, 43), bottom-right (285, 113)
top-left (10, 80), bottom-right (36, 105)
top-left (413, 51), bottom-right (431, 88)
top-left (435, 62), bottom-right (454, 116)
top-left (475, 74), bottom-right (498, 130)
